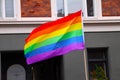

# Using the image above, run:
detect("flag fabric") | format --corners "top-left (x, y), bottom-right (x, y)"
top-left (24, 10), bottom-right (85, 64)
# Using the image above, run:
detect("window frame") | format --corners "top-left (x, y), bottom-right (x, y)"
top-left (0, 0), bottom-right (16, 20)
top-left (87, 48), bottom-right (109, 80)
top-left (55, 0), bottom-right (99, 20)
top-left (0, 0), bottom-right (120, 23)
top-left (83, 0), bottom-right (103, 21)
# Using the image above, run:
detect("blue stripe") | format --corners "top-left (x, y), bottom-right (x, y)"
top-left (25, 36), bottom-right (84, 58)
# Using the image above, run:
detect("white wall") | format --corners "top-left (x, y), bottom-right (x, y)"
top-left (1, 23), bottom-right (120, 34)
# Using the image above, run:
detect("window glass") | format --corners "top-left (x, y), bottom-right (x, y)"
top-left (5, 0), bottom-right (14, 17)
top-left (67, 0), bottom-right (83, 14)
top-left (88, 49), bottom-right (106, 59)
top-left (102, 0), bottom-right (120, 16)
top-left (89, 62), bottom-right (107, 80)
top-left (87, 0), bottom-right (94, 16)
top-left (56, 0), bottom-right (64, 17)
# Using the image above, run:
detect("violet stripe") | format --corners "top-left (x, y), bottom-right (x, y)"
top-left (27, 42), bottom-right (85, 64)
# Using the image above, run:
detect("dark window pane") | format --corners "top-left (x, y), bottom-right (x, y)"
top-left (87, 48), bottom-right (107, 60)
top-left (57, 0), bottom-right (65, 17)
top-left (33, 56), bottom-right (63, 80)
top-left (88, 52), bottom-right (106, 60)
top-left (87, 0), bottom-right (94, 16)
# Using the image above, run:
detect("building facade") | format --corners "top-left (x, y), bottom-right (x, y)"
top-left (0, 0), bottom-right (120, 80)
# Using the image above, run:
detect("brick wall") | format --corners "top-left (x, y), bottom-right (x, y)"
top-left (21, 0), bottom-right (51, 17)
top-left (102, 0), bottom-right (120, 16)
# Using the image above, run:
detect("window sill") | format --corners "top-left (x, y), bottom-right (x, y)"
top-left (84, 18), bottom-right (120, 24)
top-left (0, 18), bottom-right (56, 24)
top-left (0, 18), bottom-right (120, 24)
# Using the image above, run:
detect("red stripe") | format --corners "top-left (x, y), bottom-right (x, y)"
top-left (26, 10), bottom-right (81, 42)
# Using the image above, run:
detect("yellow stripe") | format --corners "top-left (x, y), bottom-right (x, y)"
top-left (25, 23), bottom-right (82, 49)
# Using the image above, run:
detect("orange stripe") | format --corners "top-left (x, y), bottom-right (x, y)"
top-left (26, 16), bottom-right (81, 43)
top-left (26, 11), bottom-right (82, 42)
top-left (72, 16), bottom-right (81, 24)
top-left (29, 11), bottom-right (81, 35)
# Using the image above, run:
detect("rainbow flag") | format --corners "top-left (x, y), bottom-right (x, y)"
top-left (24, 10), bottom-right (85, 64)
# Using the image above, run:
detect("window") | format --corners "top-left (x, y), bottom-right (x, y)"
top-left (56, 0), bottom-right (65, 17)
top-left (0, 0), bottom-right (15, 18)
top-left (87, 48), bottom-right (109, 80)
top-left (5, 0), bottom-right (14, 17)
top-left (87, 0), bottom-right (94, 16)
top-left (56, 0), bottom-right (96, 18)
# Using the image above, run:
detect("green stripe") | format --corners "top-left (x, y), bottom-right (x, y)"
top-left (25, 29), bottom-right (83, 54)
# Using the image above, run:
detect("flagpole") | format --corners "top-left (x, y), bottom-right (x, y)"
top-left (81, 10), bottom-right (89, 80)
top-left (32, 66), bottom-right (35, 80)
top-left (83, 50), bottom-right (89, 80)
